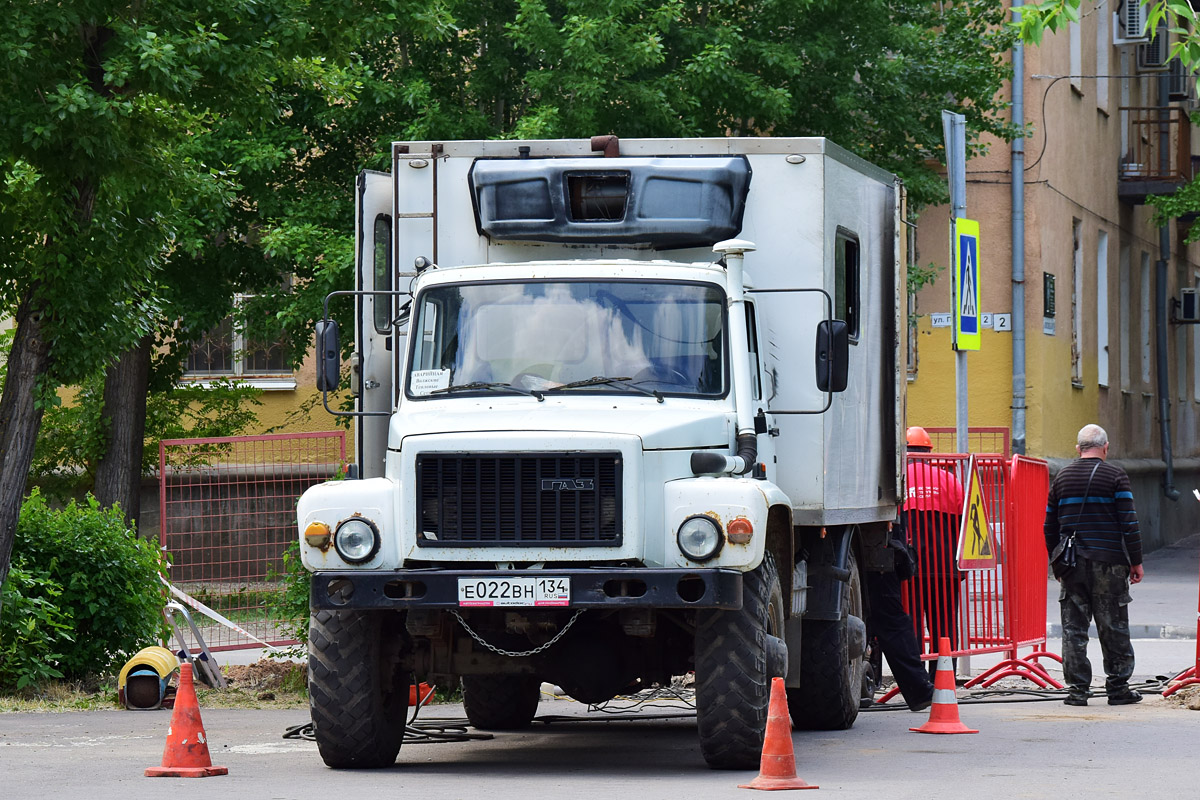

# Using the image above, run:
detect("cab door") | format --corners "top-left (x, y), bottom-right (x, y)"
top-left (355, 170), bottom-right (394, 477)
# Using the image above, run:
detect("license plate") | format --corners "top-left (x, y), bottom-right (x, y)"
top-left (457, 576), bottom-right (571, 607)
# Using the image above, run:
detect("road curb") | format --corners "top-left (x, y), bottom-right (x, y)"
top-left (1047, 623), bottom-right (1196, 640)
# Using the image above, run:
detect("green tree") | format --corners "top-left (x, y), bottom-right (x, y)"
top-left (0, 2), bottom-right (450, 613)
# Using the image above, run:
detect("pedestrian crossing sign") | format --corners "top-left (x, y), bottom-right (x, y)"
top-left (956, 455), bottom-right (997, 570)
top-left (953, 217), bottom-right (981, 351)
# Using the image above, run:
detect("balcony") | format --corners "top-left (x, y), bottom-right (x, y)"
top-left (1118, 107), bottom-right (1195, 204)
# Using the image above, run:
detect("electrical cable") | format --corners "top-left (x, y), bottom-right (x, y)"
top-left (860, 667), bottom-right (1192, 711)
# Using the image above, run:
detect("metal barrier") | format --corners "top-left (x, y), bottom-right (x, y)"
top-left (158, 432), bottom-right (346, 651)
top-left (895, 452), bottom-right (1058, 691)
top-left (1162, 555), bottom-right (1200, 697)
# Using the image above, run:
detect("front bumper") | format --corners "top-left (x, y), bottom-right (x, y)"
top-left (310, 567), bottom-right (744, 611)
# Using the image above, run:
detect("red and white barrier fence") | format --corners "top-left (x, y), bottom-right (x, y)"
top-left (1162, 553), bottom-right (1200, 697)
top-left (879, 452), bottom-right (1059, 701)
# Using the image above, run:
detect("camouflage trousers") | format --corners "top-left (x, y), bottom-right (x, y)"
top-left (1058, 557), bottom-right (1135, 696)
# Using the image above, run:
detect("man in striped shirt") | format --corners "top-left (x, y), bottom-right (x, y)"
top-left (1044, 424), bottom-right (1145, 707)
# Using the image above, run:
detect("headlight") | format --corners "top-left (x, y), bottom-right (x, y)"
top-left (677, 515), bottom-right (724, 562)
top-left (334, 517), bottom-right (380, 563)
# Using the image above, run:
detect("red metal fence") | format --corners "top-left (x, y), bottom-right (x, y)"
top-left (159, 432), bottom-right (346, 651)
top-left (898, 452), bottom-right (1058, 690)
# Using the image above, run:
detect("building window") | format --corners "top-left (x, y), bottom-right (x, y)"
top-left (184, 296), bottom-right (293, 388)
top-left (1097, 230), bottom-right (1109, 387)
top-left (1193, 273), bottom-right (1200, 403)
top-left (1119, 244), bottom-right (1131, 390)
top-left (1070, 18), bottom-right (1082, 93)
top-left (835, 229), bottom-right (860, 342)
top-left (1141, 252), bottom-right (1152, 386)
top-left (1071, 219), bottom-right (1083, 385)
top-left (1097, 3), bottom-right (1110, 112)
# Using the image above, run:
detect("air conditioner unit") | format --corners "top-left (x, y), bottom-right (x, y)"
top-left (1114, 5), bottom-right (1150, 44)
top-left (1168, 58), bottom-right (1193, 101)
top-left (1138, 33), bottom-right (1170, 72)
top-left (1180, 288), bottom-right (1200, 323)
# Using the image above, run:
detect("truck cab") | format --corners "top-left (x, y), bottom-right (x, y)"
top-left (297, 137), bottom-right (906, 770)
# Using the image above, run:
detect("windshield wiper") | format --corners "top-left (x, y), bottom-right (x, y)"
top-left (430, 381), bottom-right (544, 401)
top-left (542, 375), bottom-right (664, 403)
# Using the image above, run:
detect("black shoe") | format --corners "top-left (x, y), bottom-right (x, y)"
top-left (1063, 695), bottom-right (1088, 707)
top-left (1108, 689), bottom-right (1143, 705)
top-left (908, 697), bottom-right (932, 712)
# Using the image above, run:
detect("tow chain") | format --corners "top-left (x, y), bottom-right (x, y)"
top-left (450, 609), bottom-right (585, 658)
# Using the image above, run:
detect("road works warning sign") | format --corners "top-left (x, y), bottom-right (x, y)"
top-left (956, 455), bottom-right (997, 570)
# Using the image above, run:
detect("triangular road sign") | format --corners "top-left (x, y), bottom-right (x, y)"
top-left (956, 455), bottom-right (997, 570)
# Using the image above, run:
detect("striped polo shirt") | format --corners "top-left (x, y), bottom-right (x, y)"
top-left (1044, 457), bottom-right (1142, 566)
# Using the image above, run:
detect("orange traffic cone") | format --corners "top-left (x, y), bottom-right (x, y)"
top-left (738, 677), bottom-right (819, 791)
top-left (145, 662), bottom-right (229, 777)
top-left (910, 637), bottom-right (978, 735)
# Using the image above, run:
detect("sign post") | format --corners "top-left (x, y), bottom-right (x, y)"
top-left (942, 110), bottom-right (973, 455)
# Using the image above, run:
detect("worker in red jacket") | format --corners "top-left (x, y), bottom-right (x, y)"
top-left (903, 426), bottom-right (965, 677)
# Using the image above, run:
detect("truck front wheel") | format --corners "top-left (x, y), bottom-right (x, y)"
top-left (787, 549), bottom-right (866, 730)
top-left (462, 675), bottom-right (542, 730)
top-left (308, 609), bottom-right (408, 768)
top-left (694, 551), bottom-right (786, 769)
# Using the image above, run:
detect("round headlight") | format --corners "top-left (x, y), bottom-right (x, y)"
top-left (334, 517), bottom-right (380, 563)
top-left (677, 515), bottom-right (724, 562)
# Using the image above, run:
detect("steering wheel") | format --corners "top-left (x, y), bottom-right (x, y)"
top-left (632, 364), bottom-right (690, 387)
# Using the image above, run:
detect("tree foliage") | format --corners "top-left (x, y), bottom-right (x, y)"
top-left (1016, 1), bottom-right (1200, 69)
top-left (0, 1), bottom-right (1019, 612)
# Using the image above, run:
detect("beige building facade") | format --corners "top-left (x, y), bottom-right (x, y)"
top-left (908, 1), bottom-right (1200, 549)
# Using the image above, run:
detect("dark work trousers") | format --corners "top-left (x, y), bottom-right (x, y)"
top-left (866, 568), bottom-right (934, 707)
top-left (906, 511), bottom-right (963, 678)
top-left (1059, 557), bottom-right (1136, 697)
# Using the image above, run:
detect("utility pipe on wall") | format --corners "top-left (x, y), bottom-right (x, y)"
top-left (1156, 72), bottom-right (1180, 501)
top-left (1011, 9), bottom-right (1027, 456)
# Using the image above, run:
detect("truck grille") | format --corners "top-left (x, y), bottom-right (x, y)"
top-left (416, 453), bottom-right (622, 547)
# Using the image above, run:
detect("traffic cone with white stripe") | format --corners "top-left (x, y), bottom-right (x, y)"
top-left (145, 663), bottom-right (228, 777)
top-left (738, 677), bottom-right (819, 790)
top-left (909, 637), bottom-right (978, 735)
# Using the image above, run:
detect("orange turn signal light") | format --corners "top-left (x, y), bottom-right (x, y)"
top-left (304, 521), bottom-right (332, 548)
top-left (727, 517), bottom-right (753, 544)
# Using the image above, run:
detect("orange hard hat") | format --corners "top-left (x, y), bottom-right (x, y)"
top-left (906, 426), bottom-right (932, 449)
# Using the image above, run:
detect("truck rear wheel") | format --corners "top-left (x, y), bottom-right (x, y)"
top-left (462, 675), bottom-right (542, 730)
top-left (694, 551), bottom-right (786, 770)
top-left (787, 549), bottom-right (866, 730)
top-left (308, 609), bottom-right (408, 768)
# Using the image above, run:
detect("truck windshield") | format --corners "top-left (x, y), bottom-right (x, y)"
top-left (407, 280), bottom-right (726, 398)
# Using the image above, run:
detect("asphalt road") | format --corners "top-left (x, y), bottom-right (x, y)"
top-left (2, 689), bottom-right (1197, 800)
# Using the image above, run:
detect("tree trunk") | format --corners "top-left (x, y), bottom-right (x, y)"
top-left (0, 294), bottom-right (54, 616)
top-left (93, 335), bottom-right (153, 532)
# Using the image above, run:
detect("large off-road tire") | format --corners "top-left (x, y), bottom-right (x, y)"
top-left (788, 548), bottom-right (866, 730)
top-left (308, 609), bottom-right (408, 768)
top-left (462, 675), bottom-right (542, 730)
top-left (694, 551), bottom-right (786, 770)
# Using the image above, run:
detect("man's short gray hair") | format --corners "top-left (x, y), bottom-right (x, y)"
top-left (1077, 424), bottom-right (1108, 450)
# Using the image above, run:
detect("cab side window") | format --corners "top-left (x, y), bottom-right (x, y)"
top-left (835, 229), bottom-right (860, 343)
top-left (373, 214), bottom-right (393, 334)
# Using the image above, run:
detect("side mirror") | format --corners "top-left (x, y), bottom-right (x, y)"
top-left (316, 319), bottom-right (340, 392)
top-left (815, 319), bottom-right (849, 393)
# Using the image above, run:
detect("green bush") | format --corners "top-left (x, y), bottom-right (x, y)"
top-left (0, 567), bottom-right (75, 691)
top-left (2, 490), bottom-right (167, 687)
top-left (268, 541), bottom-right (311, 654)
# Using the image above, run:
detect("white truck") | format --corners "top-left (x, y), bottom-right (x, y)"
top-left (297, 136), bottom-right (907, 770)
